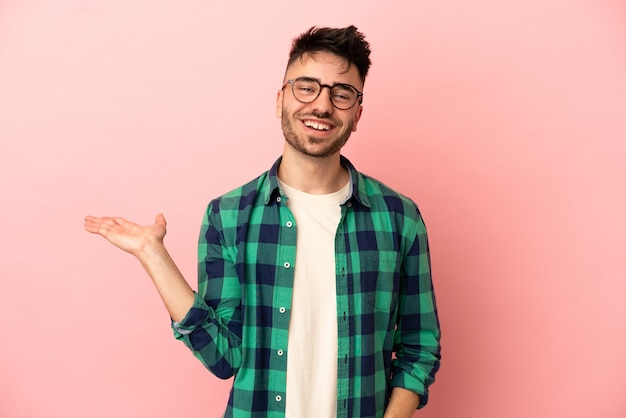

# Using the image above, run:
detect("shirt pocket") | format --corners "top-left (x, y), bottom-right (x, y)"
top-left (361, 252), bottom-right (400, 314)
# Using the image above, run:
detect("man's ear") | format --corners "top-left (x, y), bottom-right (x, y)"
top-left (352, 105), bottom-right (363, 132)
top-left (276, 90), bottom-right (284, 118)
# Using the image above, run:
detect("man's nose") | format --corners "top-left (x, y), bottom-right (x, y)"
top-left (311, 85), bottom-right (335, 113)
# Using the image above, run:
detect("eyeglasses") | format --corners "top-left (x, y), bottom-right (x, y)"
top-left (282, 77), bottom-right (363, 110)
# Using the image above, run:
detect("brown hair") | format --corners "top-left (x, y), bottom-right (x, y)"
top-left (287, 25), bottom-right (372, 83)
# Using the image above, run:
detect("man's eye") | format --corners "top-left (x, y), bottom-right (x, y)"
top-left (332, 88), bottom-right (355, 102)
top-left (295, 83), bottom-right (318, 94)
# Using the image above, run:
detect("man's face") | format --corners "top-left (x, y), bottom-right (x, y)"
top-left (276, 51), bottom-right (363, 159)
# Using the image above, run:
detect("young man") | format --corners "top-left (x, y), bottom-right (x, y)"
top-left (85, 26), bottom-right (440, 418)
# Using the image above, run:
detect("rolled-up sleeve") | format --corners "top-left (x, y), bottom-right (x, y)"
top-left (390, 214), bottom-right (441, 408)
top-left (171, 202), bottom-right (243, 379)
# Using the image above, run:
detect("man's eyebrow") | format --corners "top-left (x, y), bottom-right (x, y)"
top-left (297, 76), bottom-right (320, 83)
top-left (297, 76), bottom-right (354, 87)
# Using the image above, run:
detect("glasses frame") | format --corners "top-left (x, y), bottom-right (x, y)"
top-left (282, 77), bottom-right (363, 110)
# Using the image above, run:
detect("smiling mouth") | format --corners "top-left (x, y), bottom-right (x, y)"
top-left (303, 120), bottom-right (332, 131)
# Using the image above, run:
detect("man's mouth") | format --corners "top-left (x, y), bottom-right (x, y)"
top-left (303, 120), bottom-right (332, 131)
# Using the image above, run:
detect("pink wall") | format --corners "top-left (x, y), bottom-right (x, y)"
top-left (1, 1), bottom-right (625, 417)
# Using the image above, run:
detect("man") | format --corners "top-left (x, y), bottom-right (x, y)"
top-left (85, 26), bottom-right (440, 418)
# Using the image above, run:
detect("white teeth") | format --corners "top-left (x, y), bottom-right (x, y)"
top-left (304, 120), bottom-right (331, 131)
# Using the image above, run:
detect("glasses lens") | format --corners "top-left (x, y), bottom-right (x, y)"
top-left (292, 79), bottom-right (321, 102)
top-left (329, 85), bottom-right (358, 109)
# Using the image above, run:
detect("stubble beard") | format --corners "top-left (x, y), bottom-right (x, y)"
top-left (281, 110), bottom-right (354, 159)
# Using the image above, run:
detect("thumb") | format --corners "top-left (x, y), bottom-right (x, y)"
top-left (155, 213), bottom-right (167, 227)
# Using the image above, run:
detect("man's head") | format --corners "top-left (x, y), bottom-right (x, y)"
top-left (286, 26), bottom-right (372, 84)
top-left (277, 26), bottom-right (372, 160)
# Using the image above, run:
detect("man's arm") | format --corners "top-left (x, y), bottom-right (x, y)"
top-left (388, 212), bottom-right (441, 410)
top-left (84, 214), bottom-right (194, 321)
top-left (85, 211), bottom-right (244, 378)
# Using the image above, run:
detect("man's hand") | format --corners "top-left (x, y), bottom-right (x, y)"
top-left (383, 387), bottom-right (420, 418)
top-left (84, 213), bottom-right (194, 321)
top-left (84, 214), bottom-right (167, 258)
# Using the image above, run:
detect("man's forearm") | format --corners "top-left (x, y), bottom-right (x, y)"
top-left (136, 242), bottom-right (195, 322)
top-left (383, 387), bottom-right (420, 418)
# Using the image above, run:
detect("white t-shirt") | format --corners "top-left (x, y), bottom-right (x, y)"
top-left (279, 179), bottom-right (351, 418)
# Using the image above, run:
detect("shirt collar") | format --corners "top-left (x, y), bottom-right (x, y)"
top-left (263, 155), bottom-right (371, 208)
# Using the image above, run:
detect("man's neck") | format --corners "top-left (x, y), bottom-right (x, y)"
top-left (277, 148), bottom-right (350, 195)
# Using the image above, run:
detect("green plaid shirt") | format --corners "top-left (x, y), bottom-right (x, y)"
top-left (173, 156), bottom-right (440, 418)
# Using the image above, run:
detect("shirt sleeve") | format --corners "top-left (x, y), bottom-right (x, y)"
top-left (390, 213), bottom-right (441, 408)
top-left (171, 202), bottom-right (243, 379)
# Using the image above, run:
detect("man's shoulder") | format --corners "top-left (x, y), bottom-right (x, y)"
top-left (355, 171), bottom-right (428, 241)
top-left (208, 170), bottom-right (272, 212)
top-left (356, 171), bottom-right (420, 215)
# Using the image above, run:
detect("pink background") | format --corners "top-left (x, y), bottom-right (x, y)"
top-left (1, 1), bottom-right (625, 417)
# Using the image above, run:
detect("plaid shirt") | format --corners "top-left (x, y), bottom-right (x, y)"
top-left (173, 156), bottom-right (441, 418)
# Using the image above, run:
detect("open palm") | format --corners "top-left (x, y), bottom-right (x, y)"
top-left (84, 214), bottom-right (167, 256)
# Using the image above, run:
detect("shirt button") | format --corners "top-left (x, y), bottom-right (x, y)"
top-left (276, 395), bottom-right (282, 402)
top-left (276, 196), bottom-right (282, 203)
top-left (279, 307), bottom-right (286, 313)
top-left (283, 262), bottom-right (291, 269)
top-left (286, 221), bottom-right (293, 227)
top-left (347, 201), bottom-right (352, 207)
top-left (277, 349), bottom-right (284, 356)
